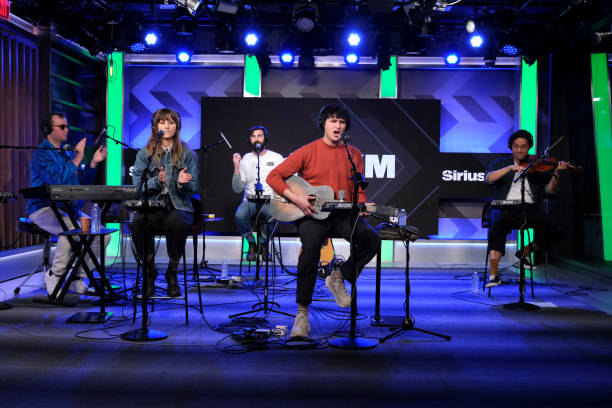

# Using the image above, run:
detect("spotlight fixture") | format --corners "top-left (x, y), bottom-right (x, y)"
top-left (501, 44), bottom-right (519, 56)
top-left (344, 52), bottom-right (359, 66)
top-left (280, 51), bottom-right (295, 67)
top-left (176, 50), bottom-right (192, 63)
top-left (469, 34), bottom-right (484, 48)
top-left (130, 42), bottom-right (146, 53)
top-left (173, 0), bottom-right (204, 16)
top-left (144, 32), bottom-right (158, 46)
top-left (216, 0), bottom-right (242, 15)
top-left (244, 32), bottom-right (259, 47)
top-left (445, 53), bottom-right (459, 65)
top-left (347, 32), bottom-right (361, 47)
top-left (466, 19), bottom-right (476, 34)
top-left (293, 2), bottom-right (319, 33)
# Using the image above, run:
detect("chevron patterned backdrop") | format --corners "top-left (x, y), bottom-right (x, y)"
top-left (124, 66), bottom-right (519, 239)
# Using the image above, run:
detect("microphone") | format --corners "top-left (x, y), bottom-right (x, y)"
top-left (218, 129), bottom-right (232, 149)
top-left (62, 144), bottom-right (77, 153)
top-left (343, 134), bottom-right (351, 143)
top-left (156, 129), bottom-right (164, 140)
top-left (94, 126), bottom-right (108, 147)
top-left (255, 143), bottom-right (262, 152)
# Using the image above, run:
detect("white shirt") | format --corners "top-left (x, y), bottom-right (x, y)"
top-left (505, 172), bottom-right (535, 203)
top-left (239, 150), bottom-right (284, 199)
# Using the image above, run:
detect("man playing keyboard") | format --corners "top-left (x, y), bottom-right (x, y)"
top-left (27, 112), bottom-right (109, 295)
top-left (485, 130), bottom-right (568, 287)
top-left (231, 125), bottom-right (283, 261)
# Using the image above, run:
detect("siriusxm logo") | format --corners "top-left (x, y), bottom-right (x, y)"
top-left (442, 169), bottom-right (485, 182)
top-left (364, 154), bottom-right (395, 179)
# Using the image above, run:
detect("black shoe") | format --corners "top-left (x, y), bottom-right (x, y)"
top-left (165, 262), bottom-right (181, 297)
top-left (246, 242), bottom-right (257, 261)
top-left (485, 275), bottom-right (501, 288)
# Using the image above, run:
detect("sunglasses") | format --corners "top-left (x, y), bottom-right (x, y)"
top-left (52, 124), bottom-right (70, 130)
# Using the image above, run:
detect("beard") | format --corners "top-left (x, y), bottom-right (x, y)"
top-left (251, 141), bottom-right (266, 152)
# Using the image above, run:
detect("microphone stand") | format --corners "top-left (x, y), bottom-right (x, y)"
top-left (252, 146), bottom-right (265, 284)
top-left (121, 135), bottom-right (168, 341)
top-left (197, 134), bottom-right (231, 275)
top-left (504, 141), bottom-right (557, 312)
top-left (329, 136), bottom-right (377, 350)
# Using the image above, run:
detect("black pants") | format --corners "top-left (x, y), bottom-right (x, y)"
top-left (130, 208), bottom-right (193, 262)
top-left (295, 212), bottom-right (380, 306)
top-left (488, 205), bottom-right (563, 255)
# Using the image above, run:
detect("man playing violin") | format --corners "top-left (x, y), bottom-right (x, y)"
top-left (485, 129), bottom-right (568, 287)
top-left (267, 104), bottom-right (380, 338)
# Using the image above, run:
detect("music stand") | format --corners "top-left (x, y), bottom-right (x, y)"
top-left (377, 223), bottom-right (451, 343)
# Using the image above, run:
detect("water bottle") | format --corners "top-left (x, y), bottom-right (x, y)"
top-left (221, 260), bottom-right (228, 278)
top-left (398, 208), bottom-right (407, 226)
top-left (471, 271), bottom-right (479, 294)
top-left (91, 203), bottom-right (101, 233)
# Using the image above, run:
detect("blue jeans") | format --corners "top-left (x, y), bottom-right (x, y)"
top-left (235, 201), bottom-right (274, 243)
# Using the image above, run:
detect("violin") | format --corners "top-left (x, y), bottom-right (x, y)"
top-left (519, 155), bottom-right (583, 174)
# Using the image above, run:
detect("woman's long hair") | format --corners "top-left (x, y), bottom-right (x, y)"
top-left (146, 108), bottom-right (185, 166)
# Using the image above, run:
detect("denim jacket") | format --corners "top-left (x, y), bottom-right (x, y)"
top-left (26, 138), bottom-right (97, 215)
top-left (131, 144), bottom-right (199, 212)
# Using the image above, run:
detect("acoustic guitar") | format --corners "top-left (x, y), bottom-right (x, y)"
top-left (269, 175), bottom-right (393, 222)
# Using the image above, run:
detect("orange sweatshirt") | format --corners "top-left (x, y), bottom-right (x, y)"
top-left (267, 138), bottom-right (367, 202)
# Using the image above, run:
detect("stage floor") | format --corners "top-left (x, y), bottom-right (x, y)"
top-left (0, 262), bottom-right (611, 407)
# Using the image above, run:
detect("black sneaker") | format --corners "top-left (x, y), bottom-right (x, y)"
top-left (485, 275), bottom-right (501, 288)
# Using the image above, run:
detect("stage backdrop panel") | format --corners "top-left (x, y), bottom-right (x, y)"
top-left (399, 68), bottom-right (520, 153)
top-left (201, 97), bottom-right (441, 235)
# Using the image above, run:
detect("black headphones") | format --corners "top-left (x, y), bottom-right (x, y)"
top-left (246, 125), bottom-right (270, 143)
top-left (317, 104), bottom-right (351, 131)
top-left (151, 108), bottom-right (182, 130)
top-left (40, 112), bottom-right (67, 136)
top-left (508, 129), bottom-right (534, 149)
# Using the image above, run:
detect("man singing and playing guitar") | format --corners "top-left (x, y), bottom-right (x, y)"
top-left (267, 104), bottom-right (380, 338)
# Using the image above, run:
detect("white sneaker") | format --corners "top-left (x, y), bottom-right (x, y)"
top-left (69, 278), bottom-right (88, 294)
top-left (44, 271), bottom-right (61, 296)
top-left (290, 311), bottom-right (311, 338)
top-left (325, 271), bottom-right (351, 308)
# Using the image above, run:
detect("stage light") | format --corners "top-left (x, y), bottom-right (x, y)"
top-left (144, 32), bottom-right (158, 46)
top-left (469, 34), bottom-right (483, 48)
top-left (216, 0), bottom-right (241, 15)
top-left (466, 19), bottom-right (476, 33)
top-left (280, 51), bottom-right (295, 66)
top-left (244, 32), bottom-right (259, 47)
top-left (293, 3), bottom-right (318, 33)
top-left (129, 42), bottom-right (146, 53)
top-left (501, 44), bottom-right (519, 56)
top-left (347, 32), bottom-right (361, 47)
top-left (345, 53), bottom-right (359, 65)
top-left (173, 0), bottom-right (204, 16)
top-left (176, 50), bottom-right (192, 63)
top-left (445, 52), bottom-right (459, 65)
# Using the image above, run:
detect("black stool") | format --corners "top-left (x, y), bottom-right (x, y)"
top-left (14, 217), bottom-right (52, 296)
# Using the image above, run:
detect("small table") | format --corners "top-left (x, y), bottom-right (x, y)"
top-left (59, 228), bottom-right (118, 323)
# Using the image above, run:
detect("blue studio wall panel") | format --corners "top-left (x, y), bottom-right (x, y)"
top-left (125, 66), bottom-right (243, 150)
top-left (399, 68), bottom-right (520, 153)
